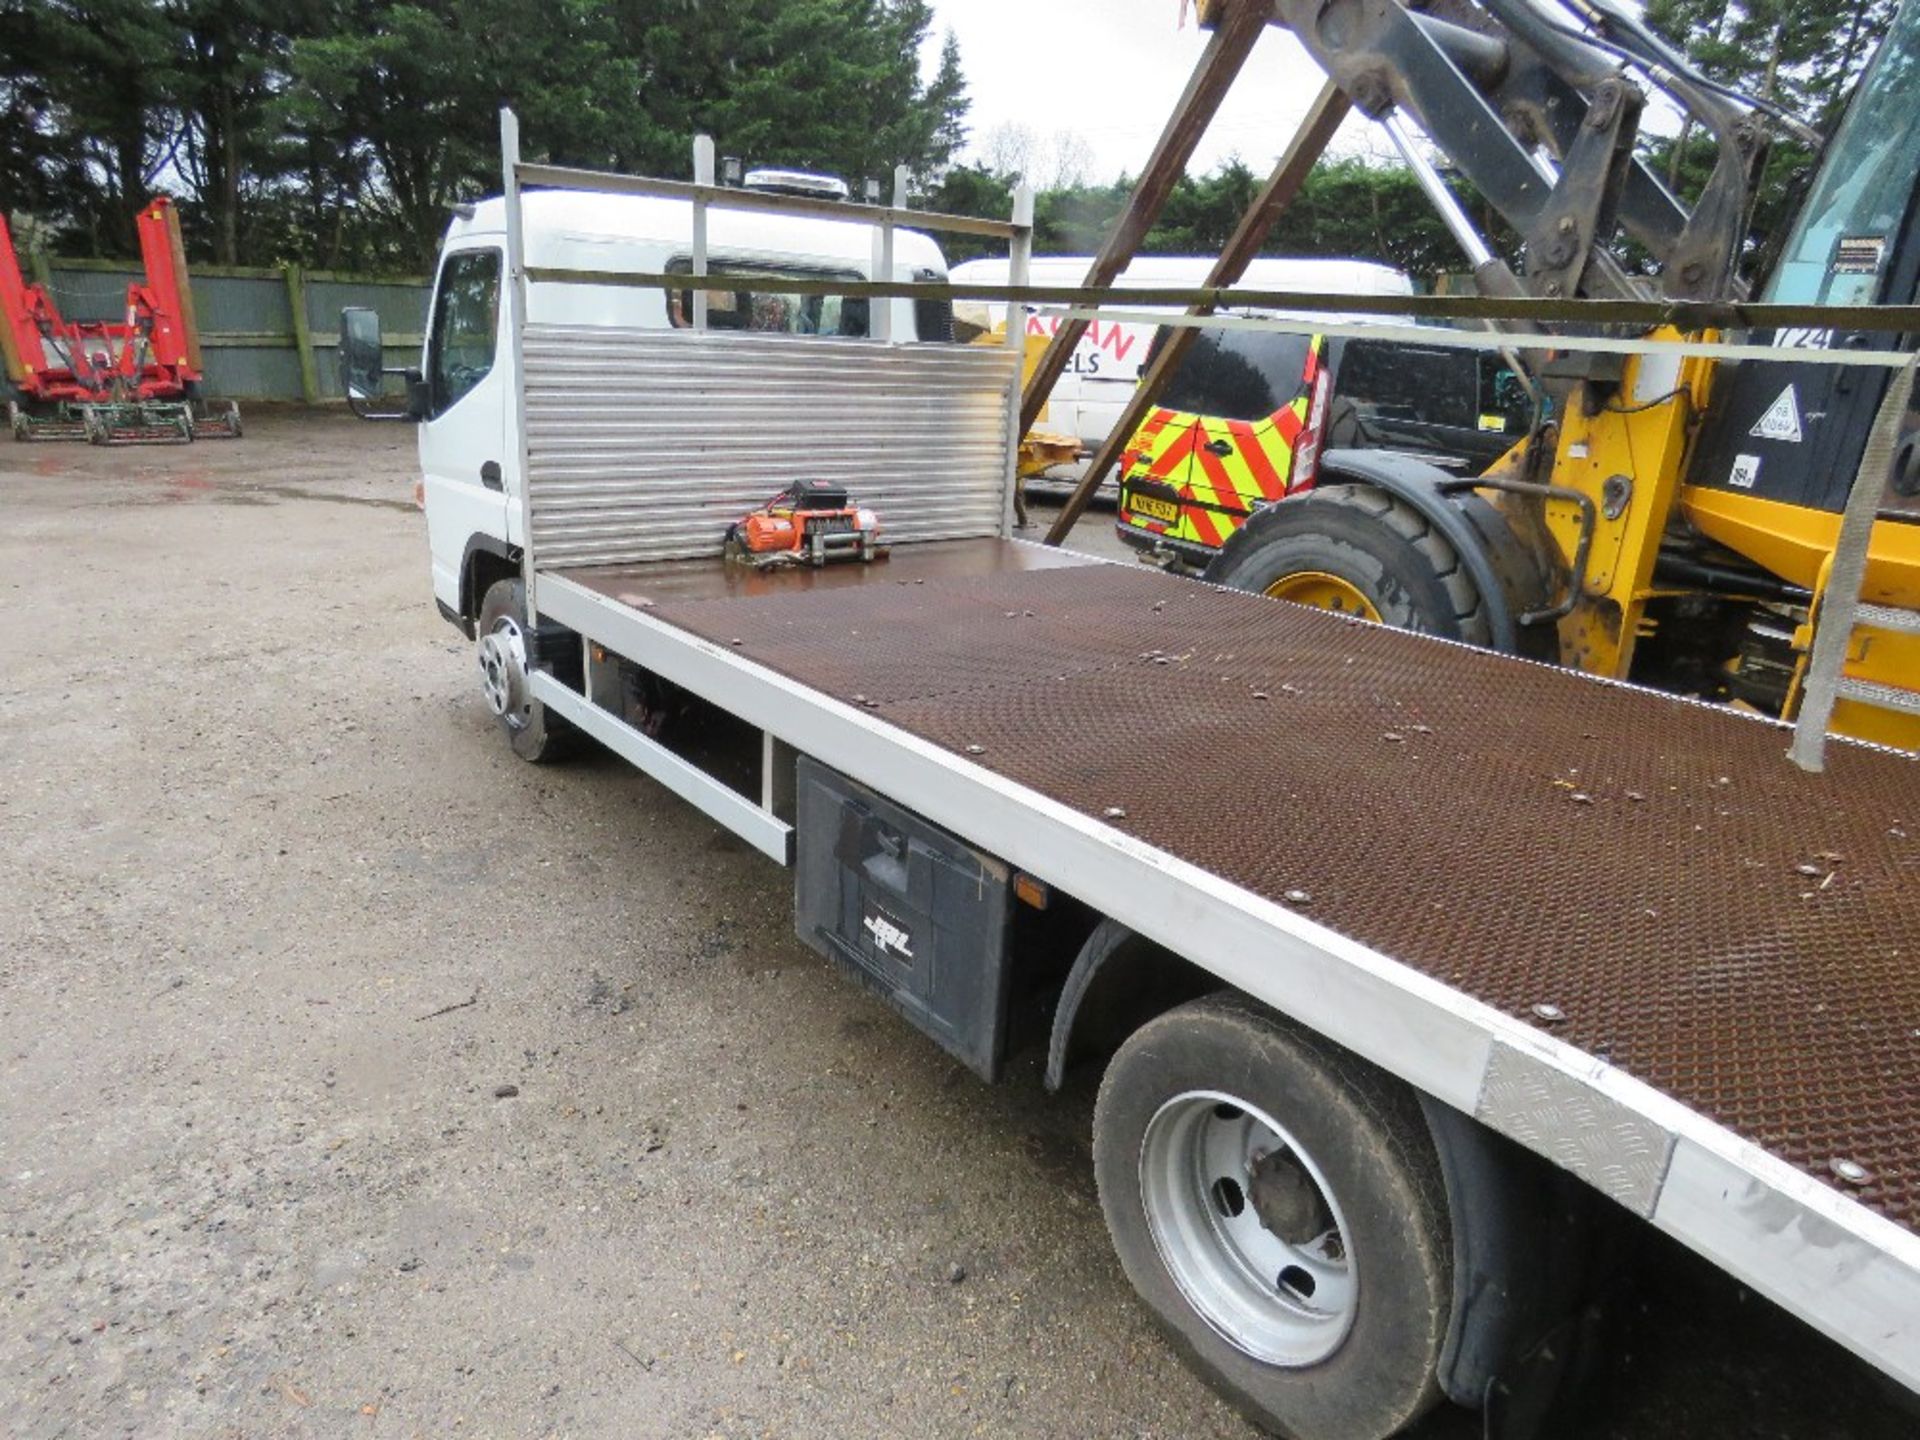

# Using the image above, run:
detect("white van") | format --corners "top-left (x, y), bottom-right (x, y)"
top-left (346, 187), bottom-right (950, 636)
top-left (949, 254), bottom-right (1413, 449)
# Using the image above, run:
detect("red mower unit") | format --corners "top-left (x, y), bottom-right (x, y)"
top-left (0, 198), bottom-right (241, 444)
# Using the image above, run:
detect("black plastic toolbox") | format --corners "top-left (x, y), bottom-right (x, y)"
top-left (794, 756), bottom-right (1013, 1079)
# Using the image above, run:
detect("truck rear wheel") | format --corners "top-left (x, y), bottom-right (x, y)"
top-left (1206, 486), bottom-right (1492, 646)
top-left (476, 577), bottom-right (575, 763)
top-left (1093, 992), bottom-right (1450, 1440)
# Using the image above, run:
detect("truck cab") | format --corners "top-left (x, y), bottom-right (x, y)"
top-left (341, 187), bottom-right (952, 638)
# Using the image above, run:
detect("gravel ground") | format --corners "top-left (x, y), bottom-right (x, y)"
top-left (1, 409), bottom-right (1911, 1439)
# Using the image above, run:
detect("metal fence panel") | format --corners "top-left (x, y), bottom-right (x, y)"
top-left (524, 325), bottom-right (1017, 569)
top-left (42, 265), bottom-right (140, 322)
top-left (39, 260), bottom-right (429, 402)
top-left (302, 278), bottom-right (428, 399)
top-left (195, 271), bottom-right (290, 335)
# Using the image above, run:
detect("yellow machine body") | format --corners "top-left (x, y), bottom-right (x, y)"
top-left (1682, 485), bottom-right (1920, 750)
top-left (1477, 329), bottom-right (1919, 752)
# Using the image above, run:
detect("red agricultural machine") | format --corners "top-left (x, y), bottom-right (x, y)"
top-left (0, 197), bottom-right (240, 444)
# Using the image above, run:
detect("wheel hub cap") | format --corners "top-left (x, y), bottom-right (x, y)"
top-left (1139, 1090), bottom-right (1356, 1366)
top-left (1263, 569), bottom-right (1382, 622)
top-left (477, 616), bottom-right (531, 725)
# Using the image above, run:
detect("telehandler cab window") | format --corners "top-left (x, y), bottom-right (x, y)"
top-left (666, 262), bottom-right (868, 337)
top-left (426, 249), bottom-right (500, 417)
top-left (1763, 1), bottom-right (1919, 306)
top-left (1479, 361), bottom-right (1532, 433)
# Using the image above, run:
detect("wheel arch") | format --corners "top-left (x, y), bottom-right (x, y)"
top-left (1301, 450), bottom-right (1551, 657)
top-left (1045, 918), bottom-right (1216, 1093)
top-left (460, 534), bottom-right (521, 634)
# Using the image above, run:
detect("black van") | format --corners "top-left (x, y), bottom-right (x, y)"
top-left (1115, 328), bottom-right (1534, 566)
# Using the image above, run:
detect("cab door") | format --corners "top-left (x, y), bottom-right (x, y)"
top-left (419, 246), bottom-right (509, 615)
top-left (1323, 339), bottom-right (1517, 474)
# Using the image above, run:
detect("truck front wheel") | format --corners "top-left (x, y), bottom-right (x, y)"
top-left (475, 578), bottom-right (574, 763)
top-left (1093, 993), bottom-right (1451, 1440)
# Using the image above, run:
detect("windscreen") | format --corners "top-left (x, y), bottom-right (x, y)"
top-left (1762, 2), bottom-right (1920, 305)
top-left (667, 262), bottom-right (869, 337)
top-left (1158, 329), bottom-right (1314, 420)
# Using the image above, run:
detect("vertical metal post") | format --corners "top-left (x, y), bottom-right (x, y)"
top-left (1787, 355), bottom-right (1916, 772)
top-left (692, 135), bottom-right (715, 331)
top-left (1003, 184), bottom-right (1035, 537)
top-left (500, 107), bottom-right (538, 612)
top-left (872, 164), bottom-right (905, 343)
top-left (891, 163), bottom-right (911, 340)
top-left (760, 732), bottom-right (797, 821)
top-left (282, 263), bottom-right (320, 404)
top-left (1019, 0), bottom-right (1268, 437)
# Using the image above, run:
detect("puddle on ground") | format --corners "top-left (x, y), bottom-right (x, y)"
top-left (242, 482), bottom-right (414, 511)
top-left (8, 428), bottom-right (415, 511)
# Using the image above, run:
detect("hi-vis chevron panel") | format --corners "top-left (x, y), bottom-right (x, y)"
top-left (1117, 386), bottom-right (1313, 551)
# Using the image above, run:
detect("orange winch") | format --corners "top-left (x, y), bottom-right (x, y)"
top-left (724, 481), bottom-right (886, 569)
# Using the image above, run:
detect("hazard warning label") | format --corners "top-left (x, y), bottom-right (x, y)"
top-left (1750, 385), bottom-right (1803, 443)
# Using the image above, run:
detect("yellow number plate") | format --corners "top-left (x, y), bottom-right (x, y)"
top-left (1128, 492), bottom-right (1180, 524)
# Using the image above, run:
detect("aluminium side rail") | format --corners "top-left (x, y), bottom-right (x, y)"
top-left (488, 117), bottom-right (1920, 1394)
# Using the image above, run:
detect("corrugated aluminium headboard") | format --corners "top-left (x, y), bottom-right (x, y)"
top-left (522, 325), bottom-right (1019, 570)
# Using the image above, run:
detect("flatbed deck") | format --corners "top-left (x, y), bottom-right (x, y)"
top-left (537, 536), bottom-right (1920, 1385)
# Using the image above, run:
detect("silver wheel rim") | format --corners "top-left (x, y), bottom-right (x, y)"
top-left (1139, 1090), bottom-right (1356, 1366)
top-left (477, 614), bottom-right (533, 730)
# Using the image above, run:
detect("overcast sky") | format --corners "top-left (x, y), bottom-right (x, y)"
top-left (921, 0), bottom-right (1376, 184)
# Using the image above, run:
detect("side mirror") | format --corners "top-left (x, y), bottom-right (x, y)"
top-left (338, 307), bottom-right (420, 420)
top-left (340, 307), bottom-right (384, 399)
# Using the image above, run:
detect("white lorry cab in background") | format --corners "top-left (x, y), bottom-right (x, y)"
top-left (949, 253), bottom-right (1413, 449)
top-left (337, 182), bottom-right (951, 639)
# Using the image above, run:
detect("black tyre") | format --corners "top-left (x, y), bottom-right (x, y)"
top-left (1206, 485), bottom-right (1492, 646)
top-left (475, 577), bottom-right (576, 763)
top-left (1093, 992), bottom-right (1451, 1440)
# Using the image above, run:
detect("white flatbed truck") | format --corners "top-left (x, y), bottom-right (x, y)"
top-left (337, 116), bottom-right (1920, 1439)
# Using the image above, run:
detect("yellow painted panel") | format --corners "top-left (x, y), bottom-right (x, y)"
top-left (1680, 485), bottom-right (1920, 606)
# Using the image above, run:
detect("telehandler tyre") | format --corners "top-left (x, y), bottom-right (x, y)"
top-left (1206, 485), bottom-right (1492, 646)
top-left (476, 577), bottom-right (576, 763)
top-left (1093, 992), bottom-right (1451, 1440)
